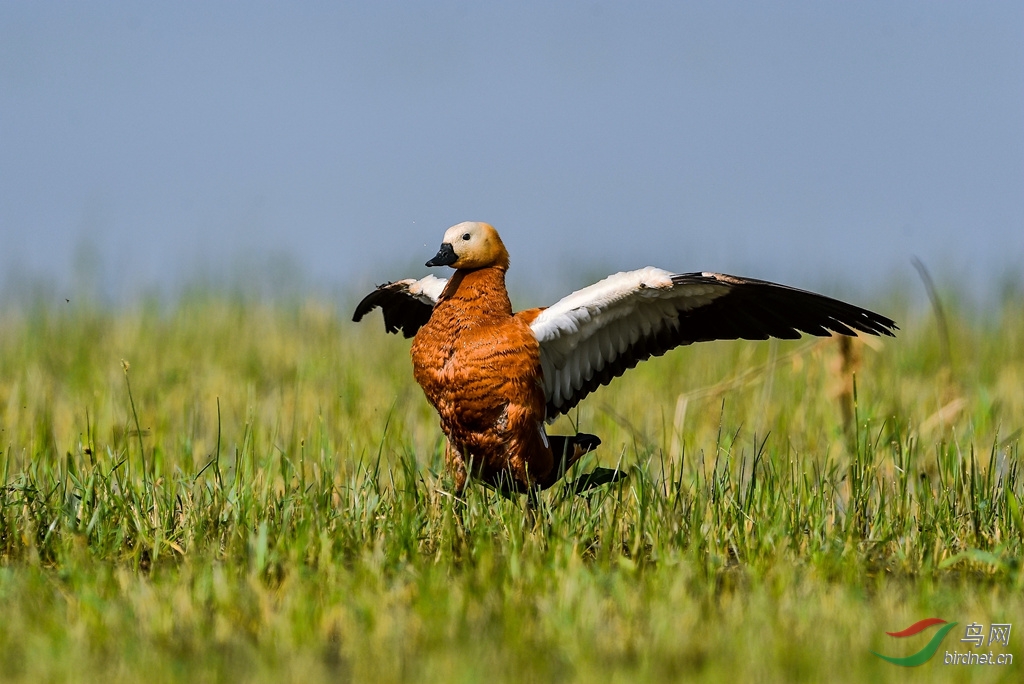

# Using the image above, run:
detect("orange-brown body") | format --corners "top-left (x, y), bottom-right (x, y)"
top-left (411, 266), bottom-right (552, 492)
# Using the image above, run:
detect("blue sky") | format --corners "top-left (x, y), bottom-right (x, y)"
top-left (2, 2), bottom-right (1022, 303)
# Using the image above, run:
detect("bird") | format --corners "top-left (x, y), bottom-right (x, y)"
top-left (353, 221), bottom-right (897, 497)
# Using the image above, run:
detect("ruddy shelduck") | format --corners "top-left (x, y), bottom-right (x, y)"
top-left (354, 222), bottom-right (897, 496)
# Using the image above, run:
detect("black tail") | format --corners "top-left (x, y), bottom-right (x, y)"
top-left (539, 433), bottom-right (602, 490)
top-left (568, 467), bottom-right (628, 495)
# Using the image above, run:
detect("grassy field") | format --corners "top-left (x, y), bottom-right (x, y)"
top-left (0, 287), bottom-right (1021, 682)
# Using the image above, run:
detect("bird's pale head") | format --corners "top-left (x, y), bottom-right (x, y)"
top-left (425, 221), bottom-right (510, 271)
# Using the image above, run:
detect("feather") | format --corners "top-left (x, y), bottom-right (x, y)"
top-left (352, 275), bottom-right (447, 338)
top-left (531, 270), bottom-right (897, 418)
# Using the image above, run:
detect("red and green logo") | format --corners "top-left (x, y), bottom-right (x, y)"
top-left (872, 618), bottom-right (959, 667)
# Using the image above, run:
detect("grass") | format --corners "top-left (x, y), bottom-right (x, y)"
top-left (0, 289), bottom-right (1021, 682)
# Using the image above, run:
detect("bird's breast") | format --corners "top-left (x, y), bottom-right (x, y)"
top-left (412, 316), bottom-right (541, 415)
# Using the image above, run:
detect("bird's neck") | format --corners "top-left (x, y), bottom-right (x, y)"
top-left (439, 267), bottom-right (513, 319)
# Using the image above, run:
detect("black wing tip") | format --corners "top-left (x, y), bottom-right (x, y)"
top-left (352, 280), bottom-right (435, 338)
top-left (351, 282), bottom-right (393, 324)
top-left (569, 467), bottom-right (628, 495)
top-left (678, 271), bottom-right (900, 338)
top-left (835, 310), bottom-right (899, 338)
top-left (351, 298), bottom-right (373, 323)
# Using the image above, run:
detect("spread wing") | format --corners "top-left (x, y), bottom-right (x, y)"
top-left (352, 275), bottom-right (447, 338)
top-left (530, 268), bottom-right (898, 419)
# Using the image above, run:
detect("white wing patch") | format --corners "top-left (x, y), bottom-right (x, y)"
top-left (405, 274), bottom-right (448, 304)
top-left (530, 268), bottom-right (731, 417)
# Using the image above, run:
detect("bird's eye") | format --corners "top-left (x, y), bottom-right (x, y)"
top-left (462, 233), bottom-right (471, 241)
